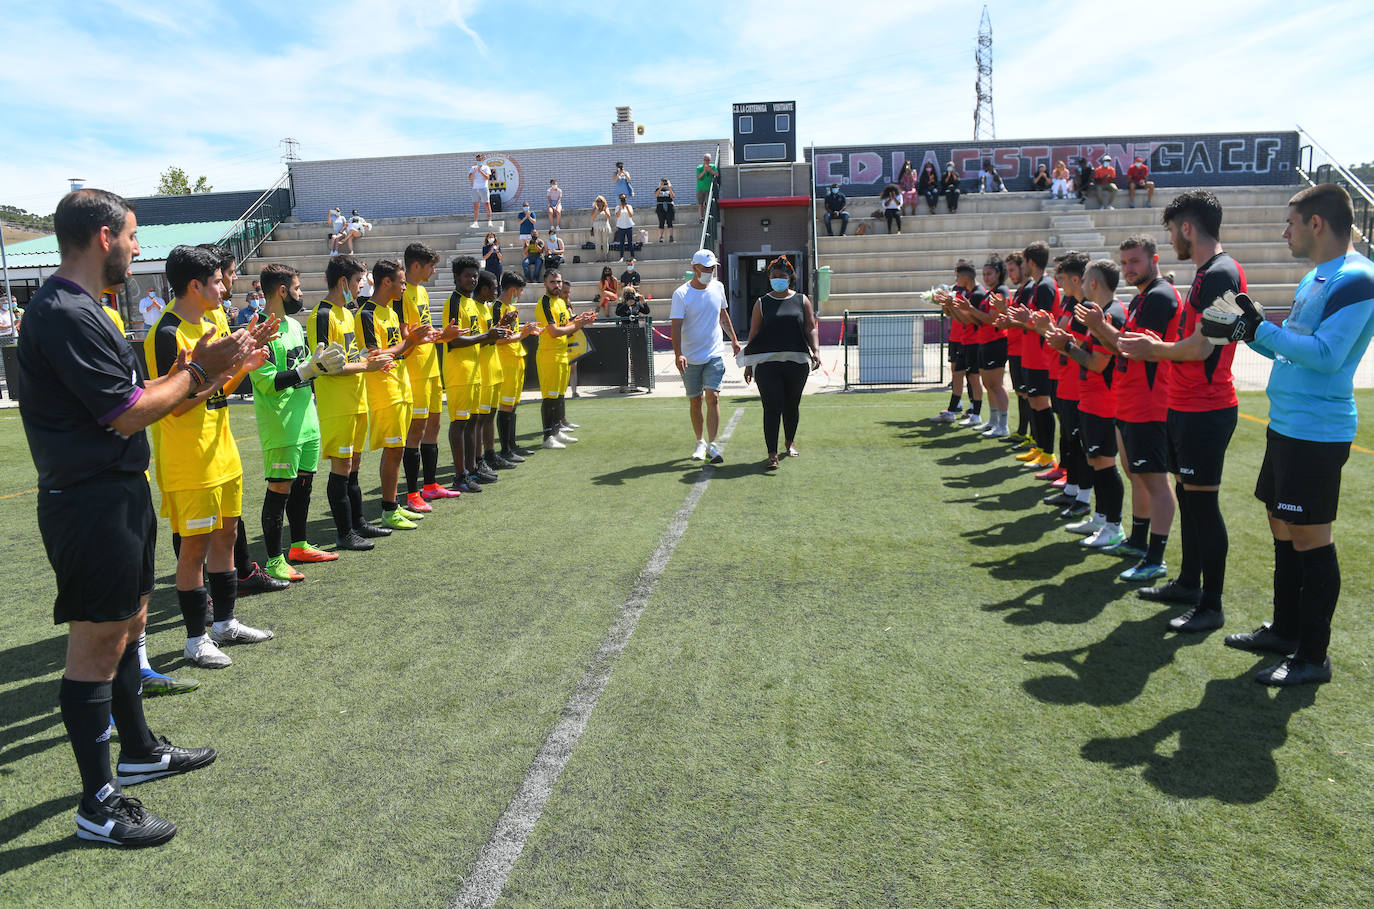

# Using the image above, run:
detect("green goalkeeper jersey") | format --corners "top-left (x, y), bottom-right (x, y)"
top-left (250, 316), bottom-right (321, 450)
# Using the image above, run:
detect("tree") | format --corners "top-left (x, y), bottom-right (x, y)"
top-left (156, 166), bottom-right (213, 195)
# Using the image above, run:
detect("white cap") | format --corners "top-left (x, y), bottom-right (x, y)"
top-left (691, 249), bottom-right (718, 267)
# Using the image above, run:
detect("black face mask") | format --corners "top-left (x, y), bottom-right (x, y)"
top-left (284, 291), bottom-right (304, 315)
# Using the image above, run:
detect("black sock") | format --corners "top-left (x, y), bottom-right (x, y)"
top-left (948, 394), bottom-right (961, 412)
top-left (1145, 532), bottom-right (1168, 568)
top-left (1035, 409), bottom-right (1055, 454)
top-left (347, 470), bottom-right (365, 528)
top-left (1128, 517), bottom-right (1151, 550)
top-left (1271, 539), bottom-right (1303, 639)
top-left (1294, 544), bottom-right (1340, 663)
top-left (420, 442), bottom-right (439, 486)
top-left (969, 398), bottom-right (982, 415)
top-left (542, 399), bottom-right (557, 436)
top-left (60, 677), bottom-right (115, 800)
top-left (261, 490), bottom-right (289, 559)
top-left (403, 448), bottom-right (421, 495)
top-left (1094, 466), bottom-right (1123, 525)
top-left (327, 472), bottom-right (351, 536)
top-left (382, 499), bottom-right (397, 512)
top-left (1175, 483), bottom-right (1200, 589)
top-left (286, 474), bottom-right (312, 544)
top-left (179, 586), bottom-right (208, 638)
top-left (557, 396), bottom-right (567, 424)
top-left (497, 411), bottom-right (513, 453)
top-left (110, 640), bottom-right (156, 754)
top-left (1188, 489), bottom-right (1228, 597)
top-left (510, 411), bottom-right (520, 449)
top-left (208, 570), bottom-right (237, 624)
top-left (1016, 397), bottom-right (1029, 435)
top-left (234, 519), bottom-right (253, 581)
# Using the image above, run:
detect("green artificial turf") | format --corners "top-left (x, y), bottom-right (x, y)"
top-left (0, 391), bottom-right (1371, 908)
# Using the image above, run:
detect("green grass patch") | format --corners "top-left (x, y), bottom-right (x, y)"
top-left (1, 392), bottom-right (1372, 908)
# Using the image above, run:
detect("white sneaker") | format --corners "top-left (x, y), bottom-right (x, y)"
top-left (958, 412), bottom-right (981, 426)
top-left (209, 618), bottom-right (274, 646)
top-left (691, 439), bottom-right (707, 460)
top-left (706, 442), bottom-right (723, 464)
top-left (981, 423), bottom-right (1000, 437)
top-left (542, 435), bottom-right (566, 449)
top-left (930, 410), bottom-right (960, 423)
top-left (561, 420), bottom-right (580, 430)
top-left (184, 635), bottom-right (232, 668)
top-left (1065, 515), bottom-right (1104, 535)
top-left (555, 430), bottom-right (578, 444)
top-left (974, 420), bottom-right (995, 432)
top-left (1082, 524), bottom-right (1126, 548)
top-left (486, 220), bottom-right (494, 227)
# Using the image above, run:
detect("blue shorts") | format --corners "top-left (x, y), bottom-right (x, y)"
top-left (682, 357), bottom-right (726, 398)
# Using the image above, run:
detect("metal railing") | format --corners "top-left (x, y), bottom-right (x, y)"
top-left (697, 143), bottom-right (722, 254)
top-left (1296, 125), bottom-right (1373, 257)
top-left (217, 171), bottom-right (295, 272)
top-left (841, 309), bottom-right (948, 389)
top-left (809, 142), bottom-right (821, 313)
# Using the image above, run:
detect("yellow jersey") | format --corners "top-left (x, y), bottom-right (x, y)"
top-left (401, 283), bottom-right (440, 382)
top-left (442, 292), bottom-right (483, 377)
top-left (143, 308), bottom-right (242, 492)
top-left (103, 303), bottom-right (125, 335)
top-left (536, 294), bottom-right (572, 358)
top-left (495, 298), bottom-right (526, 364)
top-left (309, 300), bottom-right (367, 417)
top-left (358, 298), bottom-right (411, 410)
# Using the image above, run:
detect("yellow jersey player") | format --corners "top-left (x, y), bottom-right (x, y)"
top-left (308, 254), bottom-right (393, 550)
top-left (474, 269), bottom-right (517, 472)
top-left (358, 258), bottom-right (438, 530)
top-left (495, 272), bottom-right (541, 461)
top-left (145, 245), bottom-right (276, 669)
top-left (442, 255), bottom-right (507, 492)
top-left (399, 242), bottom-right (461, 511)
top-left (535, 270), bottom-right (595, 448)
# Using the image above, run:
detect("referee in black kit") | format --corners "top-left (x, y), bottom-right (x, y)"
top-left (17, 189), bottom-right (254, 847)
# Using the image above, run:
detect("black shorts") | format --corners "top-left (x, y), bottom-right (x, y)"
top-left (1117, 419), bottom-right (1168, 474)
top-left (1054, 396), bottom-right (1080, 435)
top-left (38, 474), bottom-right (156, 624)
top-left (1008, 356), bottom-right (1024, 392)
top-left (1167, 406), bottom-right (1237, 486)
top-left (656, 204), bottom-right (675, 228)
top-left (1255, 428), bottom-right (1350, 525)
top-left (1080, 412), bottom-right (1118, 459)
top-left (949, 342), bottom-right (969, 373)
top-left (977, 337), bottom-right (1007, 371)
top-left (1022, 368), bottom-right (1051, 397)
top-left (964, 344), bottom-right (980, 375)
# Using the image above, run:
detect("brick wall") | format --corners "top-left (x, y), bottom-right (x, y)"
top-left (289, 139), bottom-right (734, 222)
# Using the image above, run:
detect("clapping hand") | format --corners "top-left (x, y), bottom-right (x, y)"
top-left (1201, 291), bottom-right (1265, 344)
top-left (1075, 301), bottom-right (1105, 330)
top-left (365, 348), bottom-right (394, 372)
top-left (1116, 329), bottom-right (1162, 360)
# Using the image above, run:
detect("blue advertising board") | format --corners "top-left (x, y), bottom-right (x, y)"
top-left (807, 131), bottom-right (1300, 195)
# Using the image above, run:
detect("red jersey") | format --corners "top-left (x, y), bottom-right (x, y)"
top-left (1168, 252), bottom-right (1244, 413)
top-left (1052, 294), bottom-right (1087, 400)
top-left (1006, 280), bottom-right (1031, 357)
top-left (1078, 301), bottom-right (1127, 418)
top-left (974, 283), bottom-right (1007, 345)
top-left (1127, 163), bottom-right (1149, 184)
top-left (1114, 276), bottom-right (1180, 423)
top-left (1018, 274), bottom-right (1059, 371)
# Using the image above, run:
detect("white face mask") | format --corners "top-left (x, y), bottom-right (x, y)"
top-left (696, 268), bottom-right (713, 284)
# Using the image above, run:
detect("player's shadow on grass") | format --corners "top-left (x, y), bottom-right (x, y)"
top-left (943, 464), bottom-right (1024, 489)
top-left (962, 511), bottom-right (1056, 547)
top-left (0, 794), bottom-right (85, 874)
top-left (935, 445), bottom-right (1008, 467)
top-left (948, 484), bottom-right (1046, 513)
top-left (1021, 607), bottom-right (1199, 704)
top-left (984, 563), bottom-right (1127, 626)
top-left (879, 419), bottom-right (923, 438)
top-left (677, 462), bottom-right (760, 483)
top-left (593, 458), bottom-right (694, 486)
top-left (1080, 668), bottom-right (1319, 803)
top-left (971, 539), bottom-right (1095, 582)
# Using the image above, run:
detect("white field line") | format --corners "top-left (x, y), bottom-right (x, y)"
top-left (453, 406), bottom-right (746, 909)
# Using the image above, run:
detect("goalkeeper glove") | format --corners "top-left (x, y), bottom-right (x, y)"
top-left (296, 342), bottom-right (347, 381)
top-left (1200, 291), bottom-right (1265, 345)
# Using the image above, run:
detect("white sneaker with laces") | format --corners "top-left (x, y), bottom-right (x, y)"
top-left (706, 442), bottom-right (723, 464)
top-left (470, 221), bottom-right (480, 228)
top-left (958, 412), bottom-right (981, 426)
top-left (931, 410), bottom-right (960, 423)
top-left (1082, 523), bottom-right (1126, 548)
top-left (1066, 515), bottom-right (1105, 535)
top-left (184, 635), bottom-right (232, 668)
top-left (691, 439), bottom-right (707, 460)
top-left (209, 618), bottom-right (274, 646)
top-left (542, 435), bottom-right (566, 449)
top-left (554, 430), bottom-right (578, 444)
top-left (981, 423), bottom-right (1000, 437)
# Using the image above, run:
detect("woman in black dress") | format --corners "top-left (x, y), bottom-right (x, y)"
top-left (740, 256), bottom-right (821, 469)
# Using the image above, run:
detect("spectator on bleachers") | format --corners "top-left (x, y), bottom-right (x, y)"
top-left (614, 194), bottom-right (636, 262)
top-left (482, 231), bottom-right (502, 279)
top-left (918, 163), bottom-right (941, 213)
top-left (235, 291), bottom-right (260, 326)
top-left (518, 202), bottom-right (536, 239)
top-left (621, 259), bottom-right (642, 288)
top-left (328, 206), bottom-right (347, 253)
top-left (1051, 160), bottom-right (1071, 199)
top-left (591, 195), bottom-right (613, 261)
top-left (337, 210), bottom-right (370, 255)
top-left (522, 231), bottom-right (546, 281)
top-left (880, 184), bottom-right (902, 234)
top-left (1031, 164), bottom-right (1052, 193)
top-left (544, 228), bottom-right (565, 272)
top-left (598, 267), bottom-right (620, 315)
top-left (823, 183), bottom-right (849, 236)
top-left (898, 161), bottom-right (919, 216)
top-left (979, 159), bottom-right (1007, 193)
top-left (696, 154), bottom-right (717, 220)
top-left (138, 287), bottom-right (165, 329)
top-left (1092, 155), bottom-right (1118, 209)
top-left (547, 179), bottom-right (563, 229)
top-left (1076, 157), bottom-right (1094, 201)
top-left (0, 296), bottom-right (16, 338)
top-left (470, 153), bottom-right (494, 228)
top-left (941, 163), bottom-right (961, 212)
top-left (357, 268), bottom-right (374, 300)
top-left (1126, 157), bottom-right (1155, 208)
top-left (614, 162), bottom-right (633, 201)
top-left (655, 178), bottom-right (676, 243)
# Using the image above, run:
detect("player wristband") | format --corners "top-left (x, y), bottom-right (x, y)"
top-left (185, 361), bottom-right (209, 389)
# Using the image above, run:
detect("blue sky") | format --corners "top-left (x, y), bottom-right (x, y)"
top-left (2, 0), bottom-right (1372, 215)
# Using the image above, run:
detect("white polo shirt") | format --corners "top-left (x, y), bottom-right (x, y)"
top-left (670, 280), bottom-right (727, 365)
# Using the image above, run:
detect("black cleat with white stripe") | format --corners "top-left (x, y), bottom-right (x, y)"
top-left (76, 784), bottom-right (176, 848)
top-left (116, 734), bottom-right (217, 786)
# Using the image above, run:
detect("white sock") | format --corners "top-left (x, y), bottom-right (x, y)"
top-left (1064, 484), bottom-right (1079, 497)
top-left (1093, 512), bottom-right (1106, 524)
top-left (211, 619), bottom-right (234, 633)
top-left (187, 633), bottom-right (209, 646)
top-left (136, 633), bottom-right (151, 672)
top-left (1076, 488), bottom-right (1092, 503)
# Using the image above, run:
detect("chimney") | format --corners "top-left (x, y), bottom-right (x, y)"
top-left (611, 106), bottom-right (636, 146)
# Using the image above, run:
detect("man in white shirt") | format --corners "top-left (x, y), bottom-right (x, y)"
top-left (470, 154), bottom-right (494, 228)
top-left (138, 289), bottom-right (165, 329)
top-left (670, 249), bottom-right (740, 463)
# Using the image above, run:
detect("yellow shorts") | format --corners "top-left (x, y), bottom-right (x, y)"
top-left (408, 374), bottom-right (443, 419)
top-left (499, 356), bottom-right (526, 405)
top-left (320, 412), bottom-right (368, 460)
top-left (445, 383), bottom-right (479, 421)
top-left (478, 383), bottom-right (500, 414)
top-left (162, 475), bottom-right (243, 537)
top-left (369, 401), bottom-right (414, 450)
top-left (537, 353), bottom-right (570, 399)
